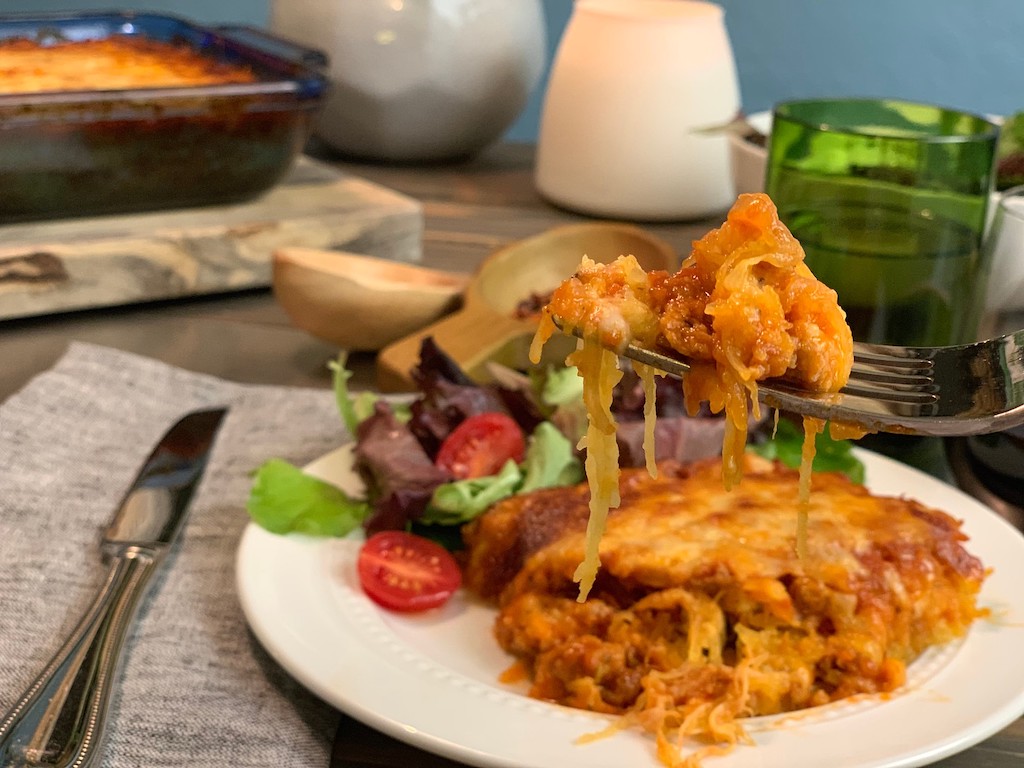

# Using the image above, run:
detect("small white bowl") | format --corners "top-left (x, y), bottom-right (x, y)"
top-left (727, 111), bottom-right (771, 195)
top-left (985, 189), bottom-right (1024, 313)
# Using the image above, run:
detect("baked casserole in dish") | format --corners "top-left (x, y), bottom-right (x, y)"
top-left (0, 12), bottom-right (328, 221)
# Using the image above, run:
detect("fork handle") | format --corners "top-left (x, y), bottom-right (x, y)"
top-left (0, 548), bottom-right (159, 768)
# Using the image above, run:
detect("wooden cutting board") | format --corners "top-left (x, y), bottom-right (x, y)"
top-left (0, 156), bottom-right (422, 321)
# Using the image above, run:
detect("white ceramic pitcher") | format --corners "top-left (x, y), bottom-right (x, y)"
top-left (271, 0), bottom-right (546, 161)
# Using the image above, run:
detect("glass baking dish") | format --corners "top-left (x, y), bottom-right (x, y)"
top-left (0, 11), bottom-right (329, 222)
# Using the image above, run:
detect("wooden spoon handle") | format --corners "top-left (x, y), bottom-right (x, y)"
top-left (376, 306), bottom-right (535, 391)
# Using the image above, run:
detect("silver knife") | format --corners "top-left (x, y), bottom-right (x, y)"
top-left (0, 407), bottom-right (228, 768)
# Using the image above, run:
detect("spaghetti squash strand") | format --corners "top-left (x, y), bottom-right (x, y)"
top-left (797, 416), bottom-right (825, 560)
top-left (635, 361), bottom-right (662, 478)
top-left (569, 337), bottom-right (623, 601)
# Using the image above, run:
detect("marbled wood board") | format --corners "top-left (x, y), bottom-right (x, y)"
top-left (0, 156), bottom-right (423, 320)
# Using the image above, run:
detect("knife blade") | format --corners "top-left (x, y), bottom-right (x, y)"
top-left (0, 407), bottom-right (227, 768)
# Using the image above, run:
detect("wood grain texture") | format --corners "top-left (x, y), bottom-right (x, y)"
top-left (0, 157), bottom-right (422, 321)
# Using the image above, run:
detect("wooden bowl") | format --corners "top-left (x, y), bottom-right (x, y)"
top-left (272, 247), bottom-right (469, 351)
top-left (376, 222), bottom-right (678, 391)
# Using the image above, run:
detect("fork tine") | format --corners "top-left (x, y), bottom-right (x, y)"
top-left (847, 365), bottom-right (935, 388)
top-left (840, 381), bottom-right (939, 405)
top-left (852, 345), bottom-right (934, 369)
top-left (552, 318), bottom-right (1024, 435)
top-left (849, 342), bottom-right (936, 394)
top-left (847, 346), bottom-right (938, 404)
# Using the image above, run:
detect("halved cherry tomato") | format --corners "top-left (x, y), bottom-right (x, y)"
top-left (357, 531), bottom-right (462, 612)
top-left (434, 412), bottom-right (525, 479)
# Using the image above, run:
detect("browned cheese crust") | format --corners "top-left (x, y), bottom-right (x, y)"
top-left (463, 456), bottom-right (986, 727)
top-left (0, 36), bottom-right (257, 93)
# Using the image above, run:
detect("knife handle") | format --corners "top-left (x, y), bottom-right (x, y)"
top-left (0, 547), bottom-right (159, 768)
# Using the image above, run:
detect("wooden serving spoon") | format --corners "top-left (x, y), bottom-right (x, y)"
top-left (272, 247), bottom-right (470, 352)
top-left (375, 222), bottom-right (678, 392)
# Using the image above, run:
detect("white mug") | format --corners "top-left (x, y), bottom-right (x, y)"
top-left (985, 187), bottom-right (1024, 315)
top-left (535, 0), bottom-right (740, 221)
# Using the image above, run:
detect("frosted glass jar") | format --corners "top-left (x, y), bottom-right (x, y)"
top-left (271, 0), bottom-right (546, 161)
top-left (535, 0), bottom-right (740, 220)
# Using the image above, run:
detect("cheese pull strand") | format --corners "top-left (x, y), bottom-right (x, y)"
top-left (568, 337), bottom-right (622, 601)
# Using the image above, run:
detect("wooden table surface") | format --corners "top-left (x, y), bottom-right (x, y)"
top-left (2, 142), bottom-right (1021, 768)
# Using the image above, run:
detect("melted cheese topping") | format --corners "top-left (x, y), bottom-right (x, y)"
top-left (462, 457), bottom-right (987, 768)
top-left (531, 193), bottom-right (854, 598)
top-left (0, 37), bottom-right (257, 93)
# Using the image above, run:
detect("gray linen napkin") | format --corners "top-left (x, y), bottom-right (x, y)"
top-left (0, 342), bottom-right (349, 768)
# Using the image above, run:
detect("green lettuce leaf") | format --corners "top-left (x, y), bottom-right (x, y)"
top-left (328, 352), bottom-right (408, 434)
top-left (247, 458), bottom-right (370, 536)
top-left (539, 365), bottom-right (585, 408)
top-left (422, 420), bottom-right (584, 526)
top-left (423, 460), bottom-right (524, 525)
top-left (530, 365), bottom-right (588, 444)
top-left (749, 419), bottom-right (865, 484)
top-left (519, 420), bottom-right (585, 493)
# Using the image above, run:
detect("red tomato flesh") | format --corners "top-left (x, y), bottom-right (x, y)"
top-left (435, 412), bottom-right (525, 479)
top-left (357, 531), bottom-right (462, 612)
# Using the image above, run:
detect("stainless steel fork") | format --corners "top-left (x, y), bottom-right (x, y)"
top-left (570, 328), bottom-right (1024, 437)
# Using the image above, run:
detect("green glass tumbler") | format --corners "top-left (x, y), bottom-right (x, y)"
top-left (765, 98), bottom-right (999, 346)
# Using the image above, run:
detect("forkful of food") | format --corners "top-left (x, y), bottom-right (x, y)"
top-left (531, 193), bottom-right (1024, 443)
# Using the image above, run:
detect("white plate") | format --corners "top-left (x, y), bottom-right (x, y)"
top-left (236, 447), bottom-right (1024, 768)
top-left (727, 110), bottom-right (770, 196)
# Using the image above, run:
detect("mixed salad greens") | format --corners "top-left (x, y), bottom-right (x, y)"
top-left (246, 338), bottom-right (865, 546)
top-left (249, 339), bottom-right (587, 542)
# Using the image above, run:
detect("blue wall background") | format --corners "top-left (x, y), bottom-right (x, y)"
top-left (7, 0), bottom-right (1022, 142)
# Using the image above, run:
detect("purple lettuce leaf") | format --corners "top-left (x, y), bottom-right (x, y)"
top-left (406, 338), bottom-right (510, 457)
top-left (355, 401), bottom-right (452, 534)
